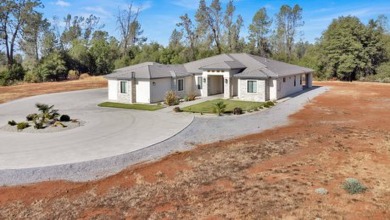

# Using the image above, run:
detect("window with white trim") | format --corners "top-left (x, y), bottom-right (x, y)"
top-left (120, 81), bottom-right (127, 93)
top-left (178, 79), bottom-right (184, 91)
top-left (197, 76), bottom-right (202, 89)
top-left (247, 80), bottom-right (257, 93)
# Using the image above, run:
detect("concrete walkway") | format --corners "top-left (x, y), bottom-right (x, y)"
top-left (0, 86), bottom-right (328, 185)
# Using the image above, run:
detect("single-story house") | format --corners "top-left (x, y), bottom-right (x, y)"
top-left (105, 53), bottom-right (313, 104)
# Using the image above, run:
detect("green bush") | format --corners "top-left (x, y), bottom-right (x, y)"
top-left (173, 107), bottom-right (182, 112)
top-left (213, 101), bottom-right (226, 116)
top-left (8, 120), bottom-right (17, 126)
top-left (16, 122), bottom-right (30, 130)
top-left (26, 113), bottom-right (38, 121)
top-left (0, 63), bottom-right (25, 86)
top-left (164, 90), bottom-right (179, 106)
top-left (342, 178), bottom-right (367, 194)
top-left (60, 115), bottom-right (71, 122)
top-left (23, 70), bottom-right (41, 83)
top-left (233, 107), bottom-right (243, 115)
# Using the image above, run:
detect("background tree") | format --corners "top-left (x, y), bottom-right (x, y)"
top-left (89, 31), bottom-right (117, 74)
top-left (274, 4), bottom-right (304, 61)
top-left (195, 0), bottom-right (223, 54)
top-left (36, 52), bottom-right (67, 81)
top-left (318, 16), bottom-right (386, 80)
top-left (248, 7), bottom-right (272, 57)
top-left (177, 14), bottom-right (198, 61)
top-left (116, 3), bottom-right (146, 56)
top-left (0, 0), bottom-right (42, 67)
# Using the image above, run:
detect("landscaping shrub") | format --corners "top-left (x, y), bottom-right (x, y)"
top-left (60, 114), bottom-right (71, 122)
top-left (79, 73), bottom-right (91, 80)
top-left (67, 70), bottom-right (79, 80)
top-left (16, 122), bottom-right (29, 130)
top-left (213, 101), bottom-right (226, 116)
top-left (164, 90), bottom-right (179, 106)
top-left (173, 107), bottom-right (182, 112)
top-left (342, 178), bottom-right (367, 194)
top-left (26, 113), bottom-right (38, 121)
top-left (23, 71), bottom-right (41, 83)
top-left (264, 101), bottom-right (275, 108)
top-left (52, 121), bottom-right (67, 128)
top-left (233, 107), bottom-right (243, 115)
top-left (8, 120), bottom-right (17, 126)
top-left (185, 93), bottom-right (197, 101)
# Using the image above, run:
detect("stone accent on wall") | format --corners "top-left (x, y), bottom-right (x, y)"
top-left (117, 80), bottom-right (132, 103)
top-left (238, 79), bottom-right (266, 102)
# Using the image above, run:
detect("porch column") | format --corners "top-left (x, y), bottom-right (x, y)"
top-left (224, 77), bottom-right (231, 98)
top-left (201, 73), bottom-right (208, 97)
top-left (306, 73), bottom-right (313, 88)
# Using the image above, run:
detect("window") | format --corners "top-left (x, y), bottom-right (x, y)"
top-left (294, 76), bottom-right (297, 86)
top-left (197, 76), bottom-right (202, 89)
top-left (120, 81), bottom-right (127, 93)
top-left (247, 80), bottom-right (257, 93)
top-left (283, 77), bottom-right (286, 83)
top-left (178, 79), bottom-right (184, 91)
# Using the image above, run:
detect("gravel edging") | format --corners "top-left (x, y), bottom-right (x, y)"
top-left (0, 86), bottom-right (328, 186)
top-left (1, 121), bottom-right (85, 133)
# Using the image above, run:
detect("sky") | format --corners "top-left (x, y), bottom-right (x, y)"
top-left (40, 0), bottom-right (390, 45)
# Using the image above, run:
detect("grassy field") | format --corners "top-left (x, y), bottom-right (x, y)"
top-left (0, 76), bottom-right (107, 104)
top-left (98, 102), bottom-right (164, 111)
top-left (182, 99), bottom-right (269, 113)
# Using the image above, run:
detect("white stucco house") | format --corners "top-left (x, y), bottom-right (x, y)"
top-left (104, 53), bottom-right (313, 104)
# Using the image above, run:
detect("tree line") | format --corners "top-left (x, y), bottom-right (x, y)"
top-left (1, 0), bottom-right (389, 86)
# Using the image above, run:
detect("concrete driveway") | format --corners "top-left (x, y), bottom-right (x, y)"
top-left (0, 89), bottom-right (193, 169)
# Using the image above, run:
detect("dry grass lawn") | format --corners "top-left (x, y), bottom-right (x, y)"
top-left (0, 81), bottom-right (389, 219)
top-left (0, 76), bottom-right (107, 104)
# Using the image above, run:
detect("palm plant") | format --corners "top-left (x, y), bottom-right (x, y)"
top-left (33, 103), bottom-right (59, 129)
top-left (213, 101), bottom-right (226, 116)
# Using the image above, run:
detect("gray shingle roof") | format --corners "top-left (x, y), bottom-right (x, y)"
top-left (105, 63), bottom-right (190, 80)
top-left (105, 53), bottom-right (314, 80)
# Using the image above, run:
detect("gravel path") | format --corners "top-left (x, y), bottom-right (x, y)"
top-left (0, 86), bottom-right (328, 186)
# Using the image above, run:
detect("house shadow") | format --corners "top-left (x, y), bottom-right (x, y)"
top-left (278, 86), bottom-right (323, 102)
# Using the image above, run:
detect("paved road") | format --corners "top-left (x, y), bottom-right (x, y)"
top-left (0, 89), bottom-right (193, 169)
top-left (0, 86), bottom-right (328, 185)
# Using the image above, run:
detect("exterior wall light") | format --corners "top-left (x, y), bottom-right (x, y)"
top-left (203, 78), bottom-right (206, 83)
top-left (225, 78), bottom-right (228, 84)
top-left (152, 82), bottom-right (156, 86)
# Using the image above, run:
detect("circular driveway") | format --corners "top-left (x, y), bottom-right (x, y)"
top-left (0, 89), bottom-right (193, 169)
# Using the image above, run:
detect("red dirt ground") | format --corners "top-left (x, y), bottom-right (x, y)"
top-left (0, 81), bottom-right (389, 219)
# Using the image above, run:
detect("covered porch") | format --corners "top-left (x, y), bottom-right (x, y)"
top-left (200, 71), bottom-right (239, 99)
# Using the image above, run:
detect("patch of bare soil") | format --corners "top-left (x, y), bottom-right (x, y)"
top-left (0, 81), bottom-right (389, 219)
top-left (0, 77), bottom-right (107, 104)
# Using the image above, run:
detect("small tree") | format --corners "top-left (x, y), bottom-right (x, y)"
top-left (213, 101), bottom-right (226, 116)
top-left (164, 90), bottom-right (179, 106)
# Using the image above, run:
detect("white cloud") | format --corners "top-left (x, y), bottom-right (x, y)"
top-left (55, 0), bottom-right (70, 7)
top-left (85, 6), bottom-right (111, 17)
